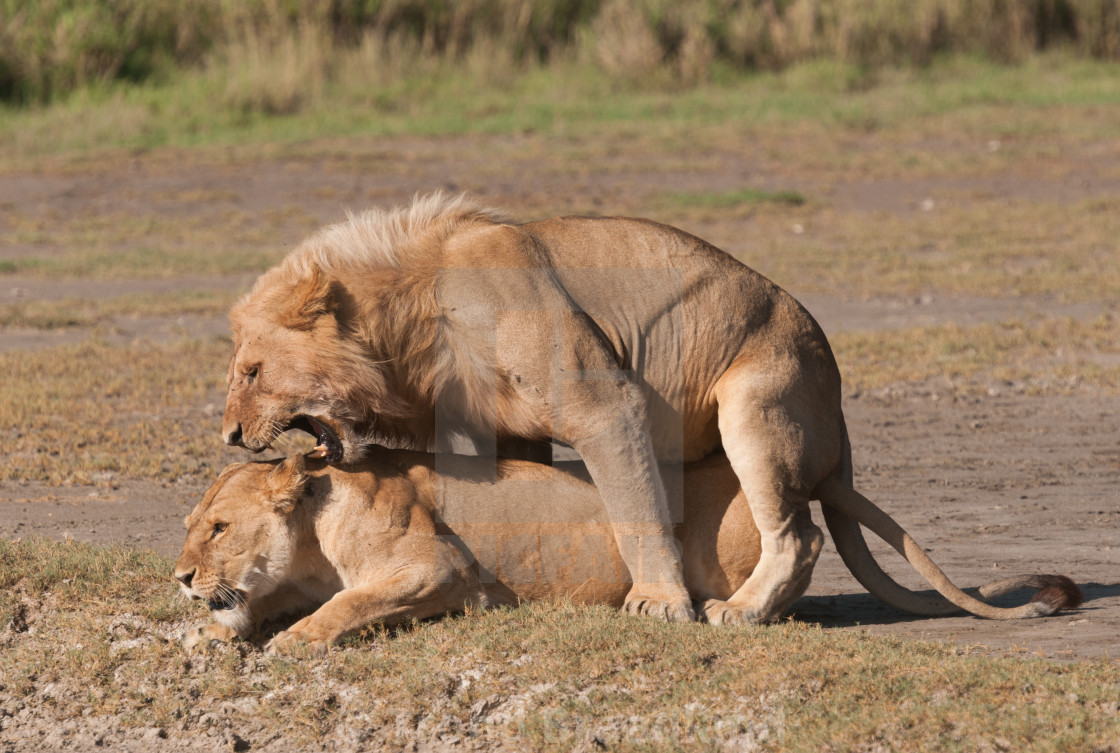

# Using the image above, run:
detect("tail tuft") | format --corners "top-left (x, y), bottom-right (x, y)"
top-left (1028, 575), bottom-right (1084, 613)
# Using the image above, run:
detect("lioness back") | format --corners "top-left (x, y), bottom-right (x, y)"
top-left (386, 451), bottom-right (764, 607)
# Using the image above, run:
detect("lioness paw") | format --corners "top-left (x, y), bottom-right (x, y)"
top-left (266, 630), bottom-right (329, 658)
top-left (183, 623), bottom-right (238, 651)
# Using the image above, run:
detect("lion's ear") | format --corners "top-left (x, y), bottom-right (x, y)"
top-left (263, 455), bottom-right (308, 514)
top-left (279, 265), bottom-right (335, 330)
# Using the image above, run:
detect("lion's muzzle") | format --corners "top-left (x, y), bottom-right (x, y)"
top-left (224, 423), bottom-right (243, 447)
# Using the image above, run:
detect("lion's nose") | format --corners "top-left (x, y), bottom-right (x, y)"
top-left (176, 568), bottom-right (195, 588)
top-left (225, 423), bottom-right (243, 446)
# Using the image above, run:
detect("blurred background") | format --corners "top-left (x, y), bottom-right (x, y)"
top-left (3, 0), bottom-right (1120, 145)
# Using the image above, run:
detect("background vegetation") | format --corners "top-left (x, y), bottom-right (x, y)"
top-left (3, 0), bottom-right (1120, 160)
top-left (4, 0), bottom-right (1120, 106)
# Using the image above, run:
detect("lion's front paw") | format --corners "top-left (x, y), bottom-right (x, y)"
top-left (700, 599), bottom-right (776, 625)
top-left (623, 586), bottom-right (696, 622)
top-left (183, 623), bottom-right (238, 651)
top-left (266, 630), bottom-right (329, 657)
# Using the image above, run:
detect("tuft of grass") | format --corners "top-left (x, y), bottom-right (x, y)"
top-left (0, 539), bottom-right (1117, 751)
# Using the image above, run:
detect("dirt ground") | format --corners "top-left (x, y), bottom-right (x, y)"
top-left (1, 134), bottom-right (1117, 665)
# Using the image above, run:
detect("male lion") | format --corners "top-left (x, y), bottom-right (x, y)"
top-left (218, 193), bottom-right (966, 623)
top-left (175, 451), bottom-right (1080, 653)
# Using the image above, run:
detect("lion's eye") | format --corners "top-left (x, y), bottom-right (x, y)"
top-left (246, 365), bottom-right (259, 385)
top-left (211, 522), bottom-right (228, 539)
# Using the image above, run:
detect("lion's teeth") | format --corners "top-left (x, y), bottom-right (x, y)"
top-left (312, 444), bottom-right (329, 458)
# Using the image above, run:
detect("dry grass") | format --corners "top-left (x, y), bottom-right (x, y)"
top-left (1, 208), bottom-right (309, 279)
top-left (0, 291), bottom-right (235, 329)
top-left (834, 314), bottom-right (1120, 394)
top-left (833, 313), bottom-right (1120, 394)
top-left (0, 339), bottom-right (233, 484)
top-left (1, 538), bottom-right (1117, 751)
top-left (693, 196), bottom-right (1120, 302)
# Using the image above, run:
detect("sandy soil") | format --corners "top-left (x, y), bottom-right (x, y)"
top-left (1, 135), bottom-right (1117, 666)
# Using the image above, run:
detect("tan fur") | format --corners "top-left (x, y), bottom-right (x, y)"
top-left (220, 192), bottom-right (1067, 624)
top-left (175, 451), bottom-right (1081, 653)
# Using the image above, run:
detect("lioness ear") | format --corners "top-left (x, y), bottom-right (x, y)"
top-left (279, 265), bottom-right (335, 330)
top-left (263, 455), bottom-right (308, 513)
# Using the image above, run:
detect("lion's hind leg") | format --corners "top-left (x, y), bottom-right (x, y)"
top-left (701, 506), bottom-right (823, 624)
top-left (705, 367), bottom-right (838, 624)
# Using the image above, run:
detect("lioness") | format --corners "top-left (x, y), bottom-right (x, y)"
top-left (175, 452), bottom-right (1080, 653)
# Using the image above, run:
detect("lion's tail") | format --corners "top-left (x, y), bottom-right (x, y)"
top-left (814, 476), bottom-right (1083, 620)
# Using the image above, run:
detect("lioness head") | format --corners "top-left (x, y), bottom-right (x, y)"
top-left (223, 262), bottom-right (405, 464)
top-left (174, 457), bottom-right (308, 636)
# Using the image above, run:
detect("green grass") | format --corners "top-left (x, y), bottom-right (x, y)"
top-left (3, 52), bottom-right (1120, 163)
top-left (666, 187), bottom-right (807, 209)
top-left (0, 538), bottom-right (1117, 751)
top-left (0, 538), bottom-right (185, 627)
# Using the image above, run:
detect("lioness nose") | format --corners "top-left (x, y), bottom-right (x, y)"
top-left (176, 568), bottom-right (195, 588)
top-left (225, 423), bottom-right (243, 446)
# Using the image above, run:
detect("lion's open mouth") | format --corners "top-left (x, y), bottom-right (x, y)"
top-left (284, 415), bottom-right (343, 464)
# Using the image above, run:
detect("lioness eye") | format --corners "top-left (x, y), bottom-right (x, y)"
top-left (211, 522), bottom-right (228, 538)
top-left (246, 365), bottom-right (259, 385)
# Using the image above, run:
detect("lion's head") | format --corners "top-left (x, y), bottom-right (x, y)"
top-left (222, 195), bottom-right (511, 465)
top-left (223, 262), bottom-right (408, 465)
top-left (174, 457), bottom-right (309, 636)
